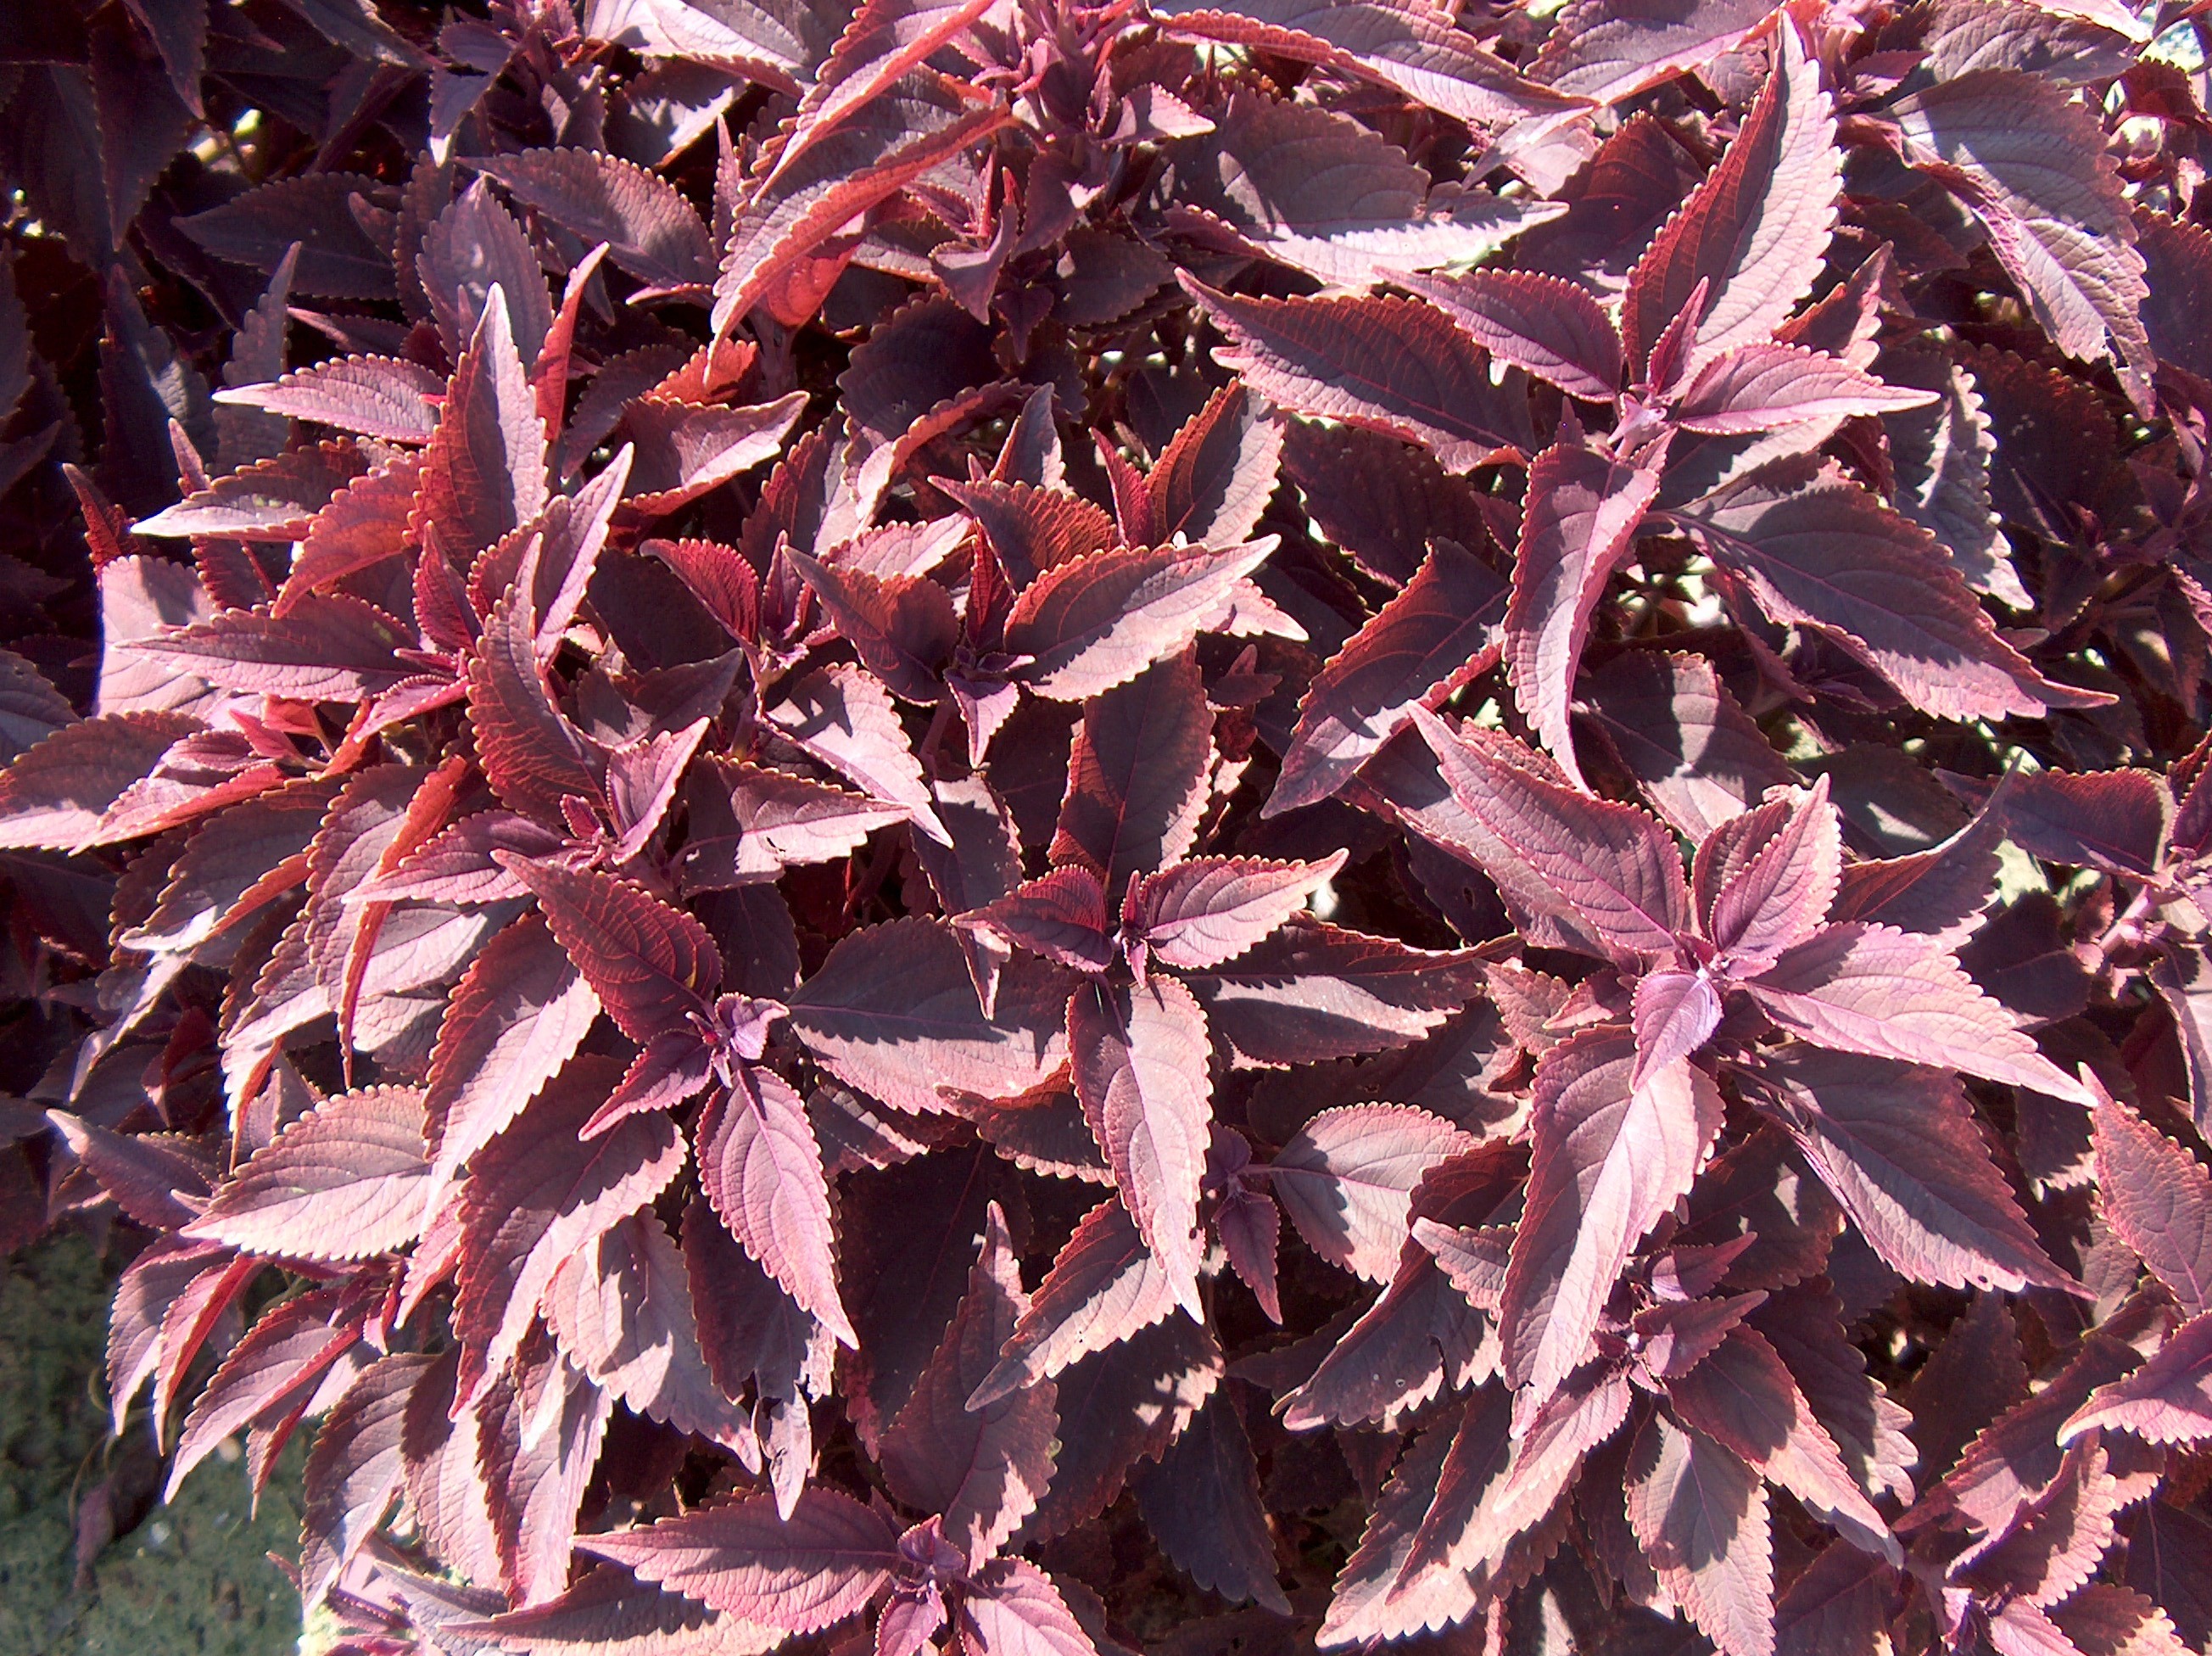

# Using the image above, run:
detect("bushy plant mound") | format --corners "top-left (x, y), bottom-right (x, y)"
top-left (4, 1), bottom-right (2212, 1652)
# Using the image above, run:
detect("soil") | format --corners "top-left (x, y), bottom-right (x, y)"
top-left (1, 1231), bottom-right (305, 1656)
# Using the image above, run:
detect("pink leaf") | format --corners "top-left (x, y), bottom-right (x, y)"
top-left (969, 1197), bottom-right (1185, 1409)
top-left (1503, 1028), bottom-right (1723, 1409)
top-left (1625, 1411), bottom-right (1774, 1656)
top-left (499, 858), bottom-right (719, 1049)
top-left (713, 74), bottom-right (1008, 333)
top-left (578, 1489), bottom-right (901, 1633)
top-left (961, 868), bottom-right (1114, 975)
top-left (698, 1063), bottom-right (855, 1346)
top-left (1180, 919), bottom-right (1485, 1064)
top-left (1147, 381), bottom-right (1283, 549)
top-left (1679, 457), bottom-right (2104, 722)
top-left (1265, 1105), bottom-right (1477, 1283)
top-left (1394, 267), bottom-right (1623, 400)
top-left (416, 294), bottom-right (550, 559)
top-left (1268, 537), bottom-right (1509, 817)
top-left (958, 1558), bottom-right (1100, 1656)
top-left (454, 1055), bottom-right (688, 1396)
top-left (2063, 1312), bottom-right (2212, 1446)
top-left (789, 917), bottom-right (1070, 1113)
top-left (1663, 1325), bottom-right (1899, 1562)
top-left (1670, 344), bottom-right (1937, 434)
top-left (1505, 439), bottom-right (1666, 785)
top-left (476, 147), bottom-right (715, 289)
top-left (1632, 967), bottom-right (1724, 1081)
top-left (298, 1352), bottom-right (426, 1608)
top-left (1620, 20), bottom-right (1837, 376)
top-left (1184, 278), bottom-right (1533, 469)
top-left (1762, 1048), bottom-right (2070, 1291)
top-left (1706, 776), bottom-right (1843, 966)
top-left (134, 439), bottom-right (370, 540)
top-left (880, 1202), bottom-right (1057, 1564)
top-left (1050, 650), bottom-right (1213, 897)
top-left (1411, 708), bottom-right (1691, 960)
top-left (1070, 975), bottom-right (1215, 1316)
top-left (2091, 1095), bottom-right (2212, 1314)
top-left (1004, 539), bottom-right (1277, 702)
top-left (1130, 852), bottom-right (1345, 971)
top-left (1746, 922), bottom-right (2091, 1102)
top-left (215, 354), bottom-right (444, 443)
top-left (185, 1084), bottom-right (427, 1261)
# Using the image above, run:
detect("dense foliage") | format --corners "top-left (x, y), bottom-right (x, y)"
top-left (5, 0), bottom-right (2212, 1652)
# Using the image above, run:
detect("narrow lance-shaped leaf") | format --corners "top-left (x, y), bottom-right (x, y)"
top-left (1505, 439), bottom-right (1665, 786)
top-left (1503, 1028), bottom-right (1723, 1410)
top-left (698, 1065), bottom-right (857, 1347)
top-left (1129, 852), bottom-right (1346, 972)
top-left (1070, 976), bottom-right (1214, 1318)
top-left (1761, 1048), bottom-right (2071, 1291)
top-left (1746, 923), bottom-right (2092, 1103)
top-left (1411, 708), bottom-right (1691, 961)
top-left (2091, 1094), bottom-right (2212, 1314)
top-left (579, 1489), bottom-right (901, 1633)
top-left (184, 1085), bottom-right (428, 1262)
top-left (1267, 537), bottom-right (1508, 817)
top-left (1620, 20), bottom-right (1838, 376)
top-left (880, 1202), bottom-right (1057, 1564)
top-left (1182, 277), bottom-right (1533, 469)
top-left (1676, 458), bottom-right (2103, 723)
top-left (1626, 1410), bottom-right (1774, 1656)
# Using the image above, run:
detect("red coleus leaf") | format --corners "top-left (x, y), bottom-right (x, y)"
top-left (1668, 343), bottom-right (1937, 433)
top-left (416, 293), bottom-right (549, 560)
top-left (1003, 538), bottom-right (1277, 702)
top-left (789, 917), bottom-right (1070, 1114)
top-left (1127, 851), bottom-right (1344, 971)
top-left (474, 147), bottom-right (716, 290)
top-left (1677, 458), bottom-right (2103, 723)
top-left (184, 1085), bottom-right (427, 1261)
top-left (1663, 1323), bottom-right (1899, 1562)
top-left (1746, 923), bottom-right (2092, 1103)
top-left (1268, 537), bottom-right (1509, 817)
top-left (215, 354), bottom-right (444, 443)
top-left (1620, 20), bottom-right (1838, 378)
top-left (1412, 708), bottom-right (1691, 961)
top-left (1394, 267), bottom-right (1623, 400)
top-left (2091, 1094), bottom-right (2212, 1314)
top-left (1070, 976), bottom-right (1214, 1317)
top-left (2062, 1312), bottom-right (2212, 1446)
top-left (542, 1210), bottom-right (747, 1446)
top-left (713, 72), bottom-right (1009, 333)
top-left (1625, 1410), bottom-right (1774, 1656)
top-left (969, 1196), bottom-right (1185, 1410)
top-left (1504, 439), bottom-right (1668, 785)
top-left (1133, 1389), bottom-right (1288, 1613)
top-left (1267, 1104), bottom-right (1477, 1283)
top-left (1184, 279), bottom-right (1532, 469)
top-left (1051, 649), bottom-right (1213, 897)
top-left (698, 1064), bottom-right (856, 1347)
top-left (498, 858), bottom-right (719, 1050)
top-left (1503, 1027), bottom-right (1723, 1410)
top-left (880, 1202), bottom-right (1056, 1564)
top-left (580, 1488), bottom-right (901, 1632)
top-left (453, 1055), bottom-right (688, 1396)
top-left (962, 867), bottom-right (1114, 975)
top-left (1760, 1049), bottom-right (2070, 1292)
top-left (298, 1351), bottom-right (426, 1608)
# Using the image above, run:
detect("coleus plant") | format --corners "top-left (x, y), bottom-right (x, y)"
top-left (4, 0), bottom-right (2212, 1651)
